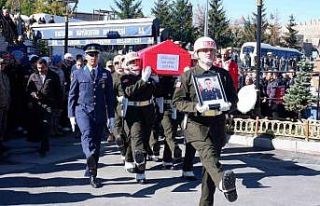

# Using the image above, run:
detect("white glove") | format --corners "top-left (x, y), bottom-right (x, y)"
top-left (107, 117), bottom-right (115, 133)
top-left (117, 96), bottom-right (124, 103)
top-left (69, 117), bottom-right (76, 132)
top-left (141, 66), bottom-right (152, 82)
top-left (220, 102), bottom-right (231, 112)
top-left (196, 103), bottom-right (209, 113)
top-left (150, 73), bottom-right (159, 83)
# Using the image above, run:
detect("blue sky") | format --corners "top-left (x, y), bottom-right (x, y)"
top-left (77, 0), bottom-right (320, 25)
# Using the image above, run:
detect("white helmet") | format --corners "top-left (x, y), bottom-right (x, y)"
top-left (194, 36), bottom-right (217, 52)
top-left (125, 52), bottom-right (140, 66)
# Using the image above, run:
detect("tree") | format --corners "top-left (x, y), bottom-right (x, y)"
top-left (0, 0), bottom-right (6, 9)
top-left (151, 0), bottom-right (172, 29)
top-left (283, 15), bottom-right (300, 49)
top-left (283, 61), bottom-right (314, 119)
top-left (241, 16), bottom-right (255, 42)
top-left (112, 0), bottom-right (144, 19)
top-left (20, 0), bottom-right (35, 16)
top-left (207, 0), bottom-right (231, 49)
top-left (170, 0), bottom-right (195, 47)
top-left (241, 2), bottom-right (269, 43)
top-left (193, 4), bottom-right (205, 37)
top-left (266, 12), bottom-right (281, 46)
top-left (230, 23), bottom-right (244, 49)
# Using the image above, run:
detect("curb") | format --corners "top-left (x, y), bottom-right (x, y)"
top-left (228, 134), bottom-right (320, 155)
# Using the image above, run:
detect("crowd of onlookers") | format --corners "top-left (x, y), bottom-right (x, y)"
top-left (0, 50), bottom-right (85, 154)
top-left (242, 52), bottom-right (301, 72)
top-left (0, 8), bottom-right (305, 156)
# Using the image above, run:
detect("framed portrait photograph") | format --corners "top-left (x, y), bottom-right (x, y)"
top-left (192, 73), bottom-right (227, 110)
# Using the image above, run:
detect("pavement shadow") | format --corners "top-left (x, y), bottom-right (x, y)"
top-left (222, 146), bottom-right (320, 189)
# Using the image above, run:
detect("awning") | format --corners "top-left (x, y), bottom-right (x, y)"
top-left (48, 37), bottom-right (154, 46)
top-left (31, 17), bottom-right (159, 40)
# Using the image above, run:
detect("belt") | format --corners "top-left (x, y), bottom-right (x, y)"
top-left (127, 99), bottom-right (153, 107)
top-left (202, 110), bottom-right (222, 117)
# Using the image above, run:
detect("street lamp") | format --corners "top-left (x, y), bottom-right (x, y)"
top-left (57, 0), bottom-right (78, 54)
top-left (255, 0), bottom-right (262, 117)
top-left (204, 0), bottom-right (209, 36)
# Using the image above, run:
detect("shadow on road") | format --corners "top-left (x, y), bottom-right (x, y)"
top-left (0, 142), bottom-right (319, 205)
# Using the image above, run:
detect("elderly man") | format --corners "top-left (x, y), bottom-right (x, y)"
top-left (26, 58), bottom-right (63, 156)
top-left (68, 43), bottom-right (115, 188)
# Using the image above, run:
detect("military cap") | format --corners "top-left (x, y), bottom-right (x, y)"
top-left (83, 43), bottom-right (102, 53)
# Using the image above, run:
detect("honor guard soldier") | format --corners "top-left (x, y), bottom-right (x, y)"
top-left (68, 43), bottom-right (115, 188)
top-left (111, 55), bottom-right (128, 160)
top-left (173, 36), bottom-right (238, 205)
top-left (153, 76), bottom-right (182, 169)
top-left (120, 52), bottom-right (158, 183)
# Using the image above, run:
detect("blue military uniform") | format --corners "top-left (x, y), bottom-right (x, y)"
top-left (68, 44), bottom-right (115, 186)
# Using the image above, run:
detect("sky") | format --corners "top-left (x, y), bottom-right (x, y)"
top-left (77, 0), bottom-right (320, 25)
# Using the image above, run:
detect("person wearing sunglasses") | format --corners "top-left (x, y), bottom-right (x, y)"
top-left (68, 43), bottom-right (115, 188)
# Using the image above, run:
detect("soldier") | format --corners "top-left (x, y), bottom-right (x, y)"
top-left (153, 76), bottom-right (182, 169)
top-left (120, 52), bottom-right (158, 183)
top-left (68, 43), bottom-right (115, 188)
top-left (173, 36), bottom-right (238, 205)
top-left (111, 55), bottom-right (127, 159)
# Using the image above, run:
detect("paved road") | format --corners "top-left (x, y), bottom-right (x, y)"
top-left (0, 137), bottom-right (320, 206)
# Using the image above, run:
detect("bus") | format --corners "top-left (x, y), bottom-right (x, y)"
top-left (239, 42), bottom-right (303, 67)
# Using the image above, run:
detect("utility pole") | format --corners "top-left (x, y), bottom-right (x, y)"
top-left (255, 0), bottom-right (262, 117)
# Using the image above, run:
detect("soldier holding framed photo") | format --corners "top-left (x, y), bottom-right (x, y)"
top-left (173, 36), bottom-right (238, 206)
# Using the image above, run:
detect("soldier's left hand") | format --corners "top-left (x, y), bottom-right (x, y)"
top-left (220, 102), bottom-right (232, 112)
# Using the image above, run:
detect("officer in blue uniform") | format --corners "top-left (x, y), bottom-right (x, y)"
top-left (68, 43), bottom-right (115, 188)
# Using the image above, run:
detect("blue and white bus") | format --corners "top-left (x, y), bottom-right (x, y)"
top-left (240, 42), bottom-right (303, 66)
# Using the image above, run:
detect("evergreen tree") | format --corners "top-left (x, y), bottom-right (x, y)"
top-left (207, 0), bottom-right (231, 49)
top-left (283, 15), bottom-right (300, 49)
top-left (112, 0), bottom-right (144, 19)
top-left (241, 2), bottom-right (269, 43)
top-left (151, 0), bottom-right (172, 29)
top-left (170, 0), bottom-right (194, 47)
top-left (283, 61), bottom-right (314, 119)
top-left (0, 0), bottom-right (6, 9)
top-left (20, 0), bottom-right (35, 16)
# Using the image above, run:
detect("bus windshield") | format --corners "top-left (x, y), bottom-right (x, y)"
top-left (242, 46), bottom-right (254, 54)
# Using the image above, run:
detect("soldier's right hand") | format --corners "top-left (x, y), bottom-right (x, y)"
top-left (141, 66), bottom-right (152, 82)
top-left (196, 103), bottom-right (209, 113)
top-left (69, 117), bottom-right (76, 132)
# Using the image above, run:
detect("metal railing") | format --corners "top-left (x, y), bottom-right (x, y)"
top-left (232, 117), bottom-right (320, 140)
